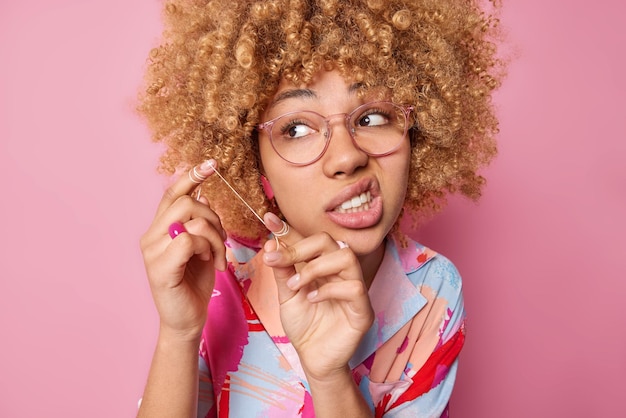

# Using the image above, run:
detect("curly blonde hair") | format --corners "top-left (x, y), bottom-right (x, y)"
top-left (138, 0), bottom-right (504, 240)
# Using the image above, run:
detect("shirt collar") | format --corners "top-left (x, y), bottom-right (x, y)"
top-left (349, 233), bottom-right (436, 368)
top-left (227, 233), bottom-right (437, 370)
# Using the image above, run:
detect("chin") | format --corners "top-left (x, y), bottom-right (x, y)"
top-left (341, 230), bottom-right (388, 257)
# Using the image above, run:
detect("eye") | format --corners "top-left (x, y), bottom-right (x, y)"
top-left (356, 110), bottom-right (390, 128)
top-left (278, 119), bottom-right (317, 139)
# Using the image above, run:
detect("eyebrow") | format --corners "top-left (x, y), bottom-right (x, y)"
top-left (268, 82), bottom-right (364, 108)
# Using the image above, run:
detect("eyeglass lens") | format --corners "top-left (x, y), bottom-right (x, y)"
top-left (268, 102), bottom-right (409, 165)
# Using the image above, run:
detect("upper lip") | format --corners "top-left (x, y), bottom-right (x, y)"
top-left (325, 177), bottom-right (379, 211)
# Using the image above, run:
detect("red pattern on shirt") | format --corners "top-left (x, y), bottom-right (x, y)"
top-left (375, 325), bottom-right (465, 417)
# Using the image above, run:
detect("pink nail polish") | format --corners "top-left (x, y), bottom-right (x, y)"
top-left (168, 222), bottom-right (187, 239)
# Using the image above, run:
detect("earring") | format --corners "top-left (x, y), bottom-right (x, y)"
top-left (260, 175), bottom-right (274, 201)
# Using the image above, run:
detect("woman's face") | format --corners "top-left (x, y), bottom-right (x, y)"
top-left (258, 69), bottom-right (411, 258)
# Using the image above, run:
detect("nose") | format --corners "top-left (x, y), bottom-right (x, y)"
top-left (322, 116), bottom-right (368, 177)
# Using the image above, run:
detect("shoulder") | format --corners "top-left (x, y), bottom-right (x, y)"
top-left (388, 234), bottom-right (463, 300)
top-left (418, 253), bottom-right (463, 294)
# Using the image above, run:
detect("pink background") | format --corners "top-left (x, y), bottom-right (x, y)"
top-left (1, 1), bottom-right (624, 416)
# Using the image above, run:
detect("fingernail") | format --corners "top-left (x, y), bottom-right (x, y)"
top-left (307, 289), bottom-right (318, 300)
top-left (286, 274), bottom-right (300, 289)
top-left (264, 212), bottom-right (283, 229)
top-left (263, 251), bottom-right (280, 263)
top-left (200, 159), bottom-right (217, 171)
top-left (263, 239), bottom-right (279, 252)
top-left (168, 221), bottom-right (187, 239)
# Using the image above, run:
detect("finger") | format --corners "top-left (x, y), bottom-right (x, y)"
top-left (263, 238), bottom-right (299, 304)
top-left (150, 216), bottom-right (227, 271)
top-left (145, 231), bottom-right (215, 289)
top-left (155, 159), bottom-right (217, 217)
top-left (262, 212), bottom-right (300, 303)
top-left (263, 212), bottom-right (302, 248)
top-left (167, 228), bottom-right (224, 272)
top-left (263, 232), bottom-right (344, 305)
top-left (283, 245), bottom-right (357, 292)
top-left (307, 279), bottom-right (368, 306)
top-left (142, 186), bottom-right (226, 248)
top-left (183, 217), bottom-right (227, 271)
top-left (308, 281), bottom-right (374, 328)
top-left (154, 195), bottom-right (226, 240)
top-left (262, 231), bottom-right (339, 270)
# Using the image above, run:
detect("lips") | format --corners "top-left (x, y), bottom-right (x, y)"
top-left (326, 178), bottom-right (383, 229)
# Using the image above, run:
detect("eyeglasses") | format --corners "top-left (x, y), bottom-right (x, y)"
top-left (257, 101), bottom-right (414, 166)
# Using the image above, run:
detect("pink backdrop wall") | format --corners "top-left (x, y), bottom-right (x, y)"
top-left (1, 1), bottom-right (624, 416)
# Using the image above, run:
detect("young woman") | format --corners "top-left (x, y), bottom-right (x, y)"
top-left (136, 0), bottom-right (502, 416)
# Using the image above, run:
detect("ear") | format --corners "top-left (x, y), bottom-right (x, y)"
top-left (260, 174), bottom-right (274, 200)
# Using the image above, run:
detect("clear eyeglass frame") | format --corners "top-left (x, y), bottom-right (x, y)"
top-left (257, 101), bottom-right (415, 166)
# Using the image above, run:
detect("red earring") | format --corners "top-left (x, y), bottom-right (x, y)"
top-left (261, 175), bottom-right (274, 200)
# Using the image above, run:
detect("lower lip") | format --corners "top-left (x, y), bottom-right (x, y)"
top-left (326, 196), bottom-right (383, 229)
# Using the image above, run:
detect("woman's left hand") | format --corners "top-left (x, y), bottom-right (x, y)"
top-left (262, 213), bottom-right (374, 383)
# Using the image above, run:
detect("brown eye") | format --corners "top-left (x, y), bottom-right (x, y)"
top-left (279, 121), bottom-right (316, 139)
top-left (357, 112), bottom-right (389, 127)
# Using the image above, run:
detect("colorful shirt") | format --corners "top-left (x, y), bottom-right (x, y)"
top-left (197, 233), bottom-right (466, 417)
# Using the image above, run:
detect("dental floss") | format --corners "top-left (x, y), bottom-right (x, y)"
top-left (202, 162), bottom-right (286, 246)
top-left (207, 164), bottom-right (267, 226)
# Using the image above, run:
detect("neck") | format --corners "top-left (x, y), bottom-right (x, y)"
top-left (358, 240), bottom-right (386, 289)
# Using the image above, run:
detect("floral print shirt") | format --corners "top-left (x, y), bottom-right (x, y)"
top-left (197, 233), bottom-right (466, 417)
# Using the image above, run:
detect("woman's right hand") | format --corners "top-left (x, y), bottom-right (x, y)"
top-left (139, 159), bottom-right (227, 341)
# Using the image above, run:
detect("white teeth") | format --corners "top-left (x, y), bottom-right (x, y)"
top-left (336, 192), bottom-right (372, 213)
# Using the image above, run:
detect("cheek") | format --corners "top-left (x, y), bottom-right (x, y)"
top-left (389, 146), bottom-right (411, 181)
top-left (259, 141), bottom-right (298, 195)
top-left (258, 137), bottom-right (275, 172)
top-left (260, 152), bottom-right (305, 209)
top-left (267, 169), bottom-right (320, 232)
top-left (271, 170), bottom-right (313, 204)
top-left (383, 150), bottom-right (411, 202)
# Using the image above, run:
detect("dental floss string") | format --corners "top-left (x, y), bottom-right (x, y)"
top-left (208, 164), bottom-right (267, 227)
top-left (203, 163), bottom-right (289, 243)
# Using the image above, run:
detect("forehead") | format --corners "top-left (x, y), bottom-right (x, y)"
top-left (266, 70), bottom-right (390, 114)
